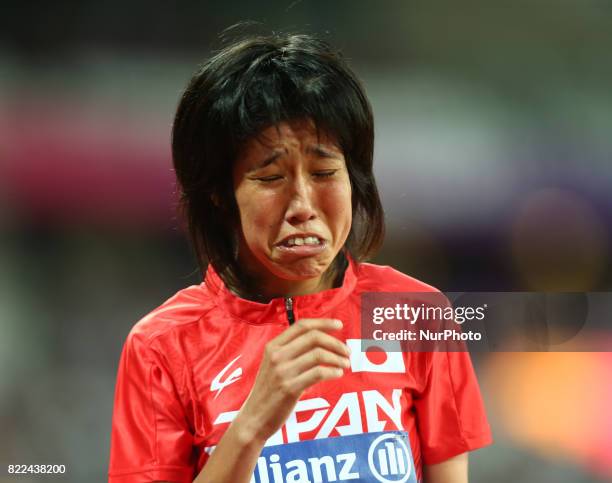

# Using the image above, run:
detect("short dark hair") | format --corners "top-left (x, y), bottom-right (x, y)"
top-left (172, 30), bottom-right (385, 293)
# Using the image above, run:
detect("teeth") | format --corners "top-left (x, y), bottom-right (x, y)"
top-left (285, 236), bottom-right (321, 246)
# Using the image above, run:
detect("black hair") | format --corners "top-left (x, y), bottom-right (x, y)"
top-left (172, 29), bottom-right (385, 297)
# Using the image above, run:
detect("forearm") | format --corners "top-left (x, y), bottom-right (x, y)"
top-left (423, 452), bottom-right (468, 483)
top-left (192, 412), bottom-right (265, 483)
top-left (192, 318), bottom-right (349, 483)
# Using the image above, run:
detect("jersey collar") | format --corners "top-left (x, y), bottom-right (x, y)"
top-left (203, 254), bottom-right (359, 325)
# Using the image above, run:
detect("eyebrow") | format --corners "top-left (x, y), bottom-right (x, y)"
top-left (254, 151), bottom-right (284, 170)
top-left (308, 145), bottom-right (341, 158)
top-left (251, 145), bottom-right (342, 171)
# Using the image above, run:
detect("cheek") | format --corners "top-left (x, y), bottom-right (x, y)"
top-left (236, 189), bottom-right (282, 242)
top-left (322, 181), bottom-right (352, 230)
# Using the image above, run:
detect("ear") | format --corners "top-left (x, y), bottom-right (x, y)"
top-left (211, 193), bottom-right (221, 207)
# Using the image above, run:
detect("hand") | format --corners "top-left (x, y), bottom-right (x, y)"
top-left (234, 318), bottom-right (351, 445)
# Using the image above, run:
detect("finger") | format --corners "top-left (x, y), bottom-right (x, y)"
top-left (281, 347), bottom-right (351, 378)
top-left (272, 318), bottom-right (343, 346)
top-left (278, 328), bottom-right (350, 361)
top-left (283, 365), bottom-right (345, 396)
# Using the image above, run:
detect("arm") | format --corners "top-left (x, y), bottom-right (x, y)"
top-left (191, 410), bottom-right (265, 483)
top-left (193, 318), bottom-right (350, 483)
top-left (109, 332), bottom-right (197, 483)
top-left (423, 452), bottom-right (468, 483)
top-left (151, 418), bottom-right (276, 482)
top-left (413, 349), bottom-right (492, 482)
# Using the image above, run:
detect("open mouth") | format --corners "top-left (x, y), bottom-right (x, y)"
top-left (279, 235), bottom-right (323, 247)
top-left (276, 233), bottom-right (325, 249)
top-left (275, 235), bottom-right (327, 257)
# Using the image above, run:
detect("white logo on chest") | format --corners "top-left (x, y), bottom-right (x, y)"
top-left (211, 355), bottom-right (242, 399)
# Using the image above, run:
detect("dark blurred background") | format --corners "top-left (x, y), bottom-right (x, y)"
top-left (1, 1), bottom-right (611, 482)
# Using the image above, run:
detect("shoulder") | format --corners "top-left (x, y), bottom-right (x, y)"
top-left (125, 282), bottom-right (214, 351)
top-left (354, 261), bottom-right (440, 293)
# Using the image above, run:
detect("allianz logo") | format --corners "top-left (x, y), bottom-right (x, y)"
top-left (250, 433), bottom-right (413, 483)
top-left (367, 433), bottom-right (413, 483)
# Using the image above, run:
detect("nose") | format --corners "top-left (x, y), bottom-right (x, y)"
top-left (285, 173), bottom-right (317, 225)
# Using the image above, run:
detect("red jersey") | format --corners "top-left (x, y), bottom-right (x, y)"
top-left (108, 257), bottom-right (492, 482)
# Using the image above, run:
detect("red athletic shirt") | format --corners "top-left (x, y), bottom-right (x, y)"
top-left (108, 257), bottom-right (492, 482)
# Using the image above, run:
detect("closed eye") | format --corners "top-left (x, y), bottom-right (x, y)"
top-left (257, 175), bottom-right (283, 182)
top-left (313, 170), bottom-right (337, 178)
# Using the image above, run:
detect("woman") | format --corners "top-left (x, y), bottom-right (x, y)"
top-left (109, 32), bottom-right (492, 483)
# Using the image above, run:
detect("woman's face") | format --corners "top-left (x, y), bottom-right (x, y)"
top-left (232, 119), bottom-right (352, 297)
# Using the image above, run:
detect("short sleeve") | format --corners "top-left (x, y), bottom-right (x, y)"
top-left (413, 350), bottom-right (493, 465)
top-left (109, 331), bottom-right (196, 483)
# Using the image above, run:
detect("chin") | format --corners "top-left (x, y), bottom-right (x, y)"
top-left (275, 258), bottom-right (330, 280)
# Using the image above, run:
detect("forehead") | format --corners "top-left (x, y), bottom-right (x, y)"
top-left (239, 119), bottom-right (341, 157)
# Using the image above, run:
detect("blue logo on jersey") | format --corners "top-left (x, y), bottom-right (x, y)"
top-left (251, 431), bottom-right (417, 483)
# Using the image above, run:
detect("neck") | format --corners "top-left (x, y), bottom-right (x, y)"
top-left (257, 273), bottom-right (333, 301)
top-left (227, 254), bottom-right (346, 303)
